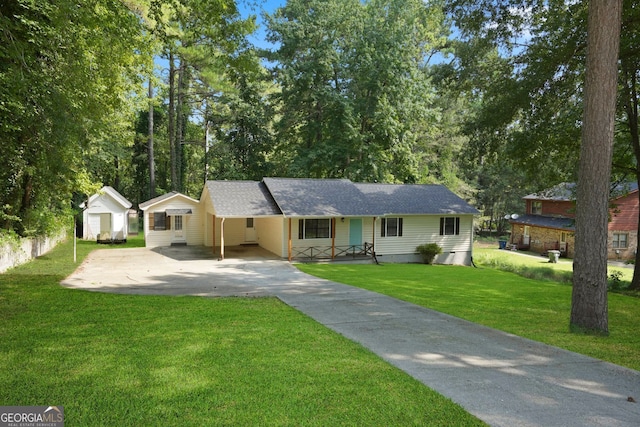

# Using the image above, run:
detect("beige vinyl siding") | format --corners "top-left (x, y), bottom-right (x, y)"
top-left (214, 218), bottom-right (245, 246)
top-left (289, 218), bottom-right (351, 251)
top-left (256, 217), bottom-right (285, 257)
top-left (374, 215), bottom-right (473, 255)
top-left (144, 198), bottom-right (202, 248)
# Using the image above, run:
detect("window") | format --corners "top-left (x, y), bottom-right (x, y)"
top-left (440, 217), bottom-right (460, 236)
top-left (381, 218), bottom-right (403, 237)
top-left (298, 219), bottom-right (332, 239)
top-left (174, 215), bottom-right (183, 231)
top-left (531, 201), bottom-right (542, 215)
top-left (149, 212), bottom-right (169, 230)
top-left (613, 233), bottom-right (628, 249)
top-left (246, 218), bottom-right (254, 228)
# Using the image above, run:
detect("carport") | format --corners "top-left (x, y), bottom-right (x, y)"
top-left (201, 181), bottom-right (284, 260)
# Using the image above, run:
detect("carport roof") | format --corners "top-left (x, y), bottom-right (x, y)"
top-left (204, 181), bottom-right (282, 217)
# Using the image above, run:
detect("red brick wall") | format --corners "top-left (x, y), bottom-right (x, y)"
top-left (541, 200), bottom-right (575, 217)
top-left (609, 193), bottom-right (639, 232)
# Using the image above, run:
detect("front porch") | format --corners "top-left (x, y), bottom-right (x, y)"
top-left (290, 242), bottom-right (377, 263)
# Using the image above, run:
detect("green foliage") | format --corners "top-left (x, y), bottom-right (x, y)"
top-left (0, 0), bottom-right (150, 236)
top-left (266, 0), bottom-right (448, 182)
top-left (416, 243), bottom-right (443, 264)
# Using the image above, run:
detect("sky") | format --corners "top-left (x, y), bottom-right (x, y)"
top-left (237, 0), bottom-right (286, 50)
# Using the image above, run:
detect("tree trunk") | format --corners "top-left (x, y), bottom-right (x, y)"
top-left (169, 51), bottom-right (178, 191)
top-left (176, 60), bottom-right (187, 192)
top-left (622, 60), bottom-right (640, 290)
top-left (148, 78), bottom-right (156, 198)
top-left (570, 0), bottom-right (622, 334)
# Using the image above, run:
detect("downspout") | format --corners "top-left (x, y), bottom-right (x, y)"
top-left (212, 215), bottom-right (216, 255)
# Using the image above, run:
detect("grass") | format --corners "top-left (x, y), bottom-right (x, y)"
top-left (473, 246), bottom-right (639, 296)
top-left (0, 235), bottom-right (485, 426)
top-left (296, 263), bottom-right (640, 371)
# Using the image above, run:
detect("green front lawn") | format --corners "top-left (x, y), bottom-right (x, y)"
top-left (0, 237), bottom-right (485, 426)
top-left (296, 263), bottom-right (640, 371)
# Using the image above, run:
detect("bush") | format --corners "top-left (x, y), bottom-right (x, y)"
top-left (416, 243), bottom-right (442, 264)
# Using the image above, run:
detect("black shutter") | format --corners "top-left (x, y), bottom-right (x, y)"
top-left (398, 218), bottom-right (403, 236)
top-left (299, 219), bottom-right (304, 239)
top-left (440, 217), bottom-right (444, 235)
top-left (381, 218), bottom-right (386, 237)
top-left (455, 217), bottom-right (460, 235)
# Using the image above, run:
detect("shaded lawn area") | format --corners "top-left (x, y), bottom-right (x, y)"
top-left (0, 238), bottom-right (485, 426)
top-left (296, 263), bottom-right (640, 372)
top-left (474, 246), bottom-right (635, 283)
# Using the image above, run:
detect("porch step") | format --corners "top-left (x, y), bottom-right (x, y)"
top-left (170, 242), bottom-right (187, 247)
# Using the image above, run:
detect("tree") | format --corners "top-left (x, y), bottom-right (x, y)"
top-left (570, 0), bottom-right (622, 334)
top-left (0, 0), bottom-right (150, 236)
top-left (266, 0), bottom-right (448, 182)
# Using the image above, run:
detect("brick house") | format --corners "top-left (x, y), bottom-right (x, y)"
top-left (509, 182), bottom-right (639, 260)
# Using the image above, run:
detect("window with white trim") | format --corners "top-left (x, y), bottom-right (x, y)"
top-left (174, 215), bottom-right (183, 231)
top-left (440, 217), bottom-right (460, 236)
top-left (381, 218), bottom-right (403, 237)
top-left (298, 219), bottom-right (332, 239)
top-left (613, 233), bottom-right (628, 249)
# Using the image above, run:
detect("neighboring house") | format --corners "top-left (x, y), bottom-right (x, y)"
top-left (139, 191), bottom-right (203, 247)
top-left (140, 178), bottom-right (479, 265)
top-left (509, 182), bottom-right (639, 260)
top-left (82, 186), bottom-right (132, 242)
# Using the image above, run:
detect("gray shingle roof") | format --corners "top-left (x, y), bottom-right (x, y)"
top-left (355, 183), bottom-right (479, 215)
top-left (262, 177), bottom-right (375, 217)
top-left (261, 178), bottom-right (477, 217)
top-left (205, 181), bottom-right (282, 217)
top-left (510, 214), bottom-right (575, 231)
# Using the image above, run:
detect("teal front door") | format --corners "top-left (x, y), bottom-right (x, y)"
top-left (349, 219), bottom-right (363, 249)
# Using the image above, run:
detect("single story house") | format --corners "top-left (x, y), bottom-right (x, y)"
top-left (140, 178), bottom-right (479, 265)
top-left (82, 186), bottom-right (133, 242)
top-left (509, 182), bottom-right (639, 260)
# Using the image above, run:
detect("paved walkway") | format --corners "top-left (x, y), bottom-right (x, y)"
top-left (62, 246), bottom-right (640, 427)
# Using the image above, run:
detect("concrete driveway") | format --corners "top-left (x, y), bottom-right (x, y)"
top-left (62, 246), bottom-right (640, 427)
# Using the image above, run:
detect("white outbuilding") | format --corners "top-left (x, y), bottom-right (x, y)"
top-left (82, 186), bottom-right (133, 242)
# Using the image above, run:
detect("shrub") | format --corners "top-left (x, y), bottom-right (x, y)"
top-left (416, 243), bottom-right (442, 264)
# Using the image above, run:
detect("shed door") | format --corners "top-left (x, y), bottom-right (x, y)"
top-left (349, 219), bottom-right (363, 249)
top-left (100, 213), bottom-right (111, 234)
top-left (88, 214), bottom-right (100, 239)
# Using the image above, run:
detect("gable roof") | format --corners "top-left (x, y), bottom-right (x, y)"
top-left (354, 183), bottom-right (479, 215)
top-left (203, 181), bottom-right (282, 217)
top-left (139, 191), bottom-right (199, 210)
top-left (262, 177), bottom-right (375, 217)
top-left (87, 186), bottom-right (132, 209)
